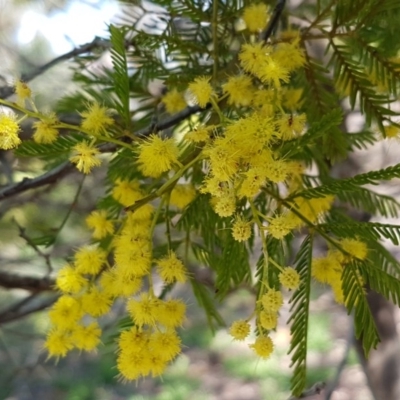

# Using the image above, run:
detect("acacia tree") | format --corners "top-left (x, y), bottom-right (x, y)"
top-left (1, 0), bottom-right (400, 397)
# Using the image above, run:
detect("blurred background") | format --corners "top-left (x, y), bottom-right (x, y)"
top-left (0, 1), bottom-right (400, 399)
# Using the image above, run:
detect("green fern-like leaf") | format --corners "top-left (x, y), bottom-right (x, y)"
top-left (362, 261), bottom-right (400, 305)
top-left (288, 235), bottom-right (313, 396)
top-left (109, 24), bottom-right (131, 127)
top-left (321, 221), bottom-right (400, 246)
top-left (342, 261), bottom-right (379, 355)
top-left (215, 233), bottom-right (251, 299)
top-left (190, 278), bottom-right (225, 332)
top-left (15, 133), bottom-right (84, 161)
top-left (293, 163), bottom-right (400, 201)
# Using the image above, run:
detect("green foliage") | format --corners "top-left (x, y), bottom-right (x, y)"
top-left (288, 235), bottom-right (313, 396)
top-left (5, 0), bottom-right (400, 397)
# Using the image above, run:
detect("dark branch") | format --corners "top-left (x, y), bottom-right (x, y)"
top-left (260, 0), bottom-right (286, 42)
top-left (0, 37), bottom-right (110, 99)
top-left (136, 104), bottom-right (205, 137)
top-left (0, 293), bottom-right (58, 324)
top-left (0, 161), bottom-right (74, 201)
top-left (0, 271), bottom-right (55, 292)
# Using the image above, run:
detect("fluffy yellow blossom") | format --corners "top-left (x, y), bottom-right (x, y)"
top-left (80, 102), bottom-right (113, 135)
top-left (279, 267), bottom-right (301, 290)
top-left (231, 215), bottom-right (252, 242)
top-left (0, 113), bottom-right (21, 149)
top-left (170, 184), bottom-right (196, 209)
top-left (14, 80), bottom-right (32, 106)
top-left (32, 117), bottom-right (59, 144)
top-left (276, 113), bottom-right (307, 141)
top-left (86, 209), bottom-right (114, 239)
top-left (239, 42), bottom-right (270, 75)
top-left (112, 179), bottom-right (143, 207)
top-left (157, 252), bottom-right (187, 284)
top-left (249, 335), bottom-right (274, 359)
top-left (229, 319), bottom-right (250, 340)
top-left (155, 299), bottom-right (186, 328)
top-left (70, 322), bottom-right (102, 351)
top-left (222, 75), bottom-right (254, 107)
top-left (138, 135), bottom-right (180, 178)
top-left (261, 289), bottom-right (283, 312)
top-left (273, 39), bottom-right (306, 72)
top-left (70, 141), bottom-right (101, 174)
top-left (44, 328), bottom-right (73, 358)
top-left (259, 311), bottom-right (278, 330)
top-left (127, 293), bottom-right (161, 327)
top-left (48, 295), bottom-right (83, 329)
top-left (340, 237), bottom-right (368, 260)
top-left (161, 88), bottom-right (187, 114)
top-left (100, 268), bottom-right (142, 298)
top-left (267, 213), bottom-right (298, 239)
top-left (213, 194), bottom-right (236, 217)
top-left (56, 264), bottom-right (87, 294)
top-left (150, 330), bottom-right (181, 362)
top-left (74, 246), bottom-right (106, 275)
top-left (114, 235), bottom-right (152, 278)
top-left (282, 88), bottom-right (304, 111)
top-left (384, 124), bottom-right (400, 139)
top-left (188, 76), bottom-right (213, 108)
top-left (242, 3), bottom-right (269, 32)
top-left (80, 287), bottom-right (113, 317)
top-left (257, 58), bottom-right (290, 88)
top-left (185, 125), bottom-right (215, 143)
top-left (312, 255), bottom-right (342, 284)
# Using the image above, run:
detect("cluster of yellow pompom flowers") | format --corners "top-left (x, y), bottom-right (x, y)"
top-left (0, 2), bottom-right (374, 382)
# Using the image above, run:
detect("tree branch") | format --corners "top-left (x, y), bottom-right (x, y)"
top-left (0, 161), bottom-right (74, 201)
top-left (0, 271), bottom-right (55, 292)
top-left (0, 37), bottom-right (110, 99)
top-left (260, 0), bottom-right (287, 42)
top-left (0, 293), bottom-right (58, 324)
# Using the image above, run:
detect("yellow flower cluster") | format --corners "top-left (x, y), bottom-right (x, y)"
top-left (46, 178), bottom-right (188, 379)
top-left (312, 238), bottom-right (368, 304)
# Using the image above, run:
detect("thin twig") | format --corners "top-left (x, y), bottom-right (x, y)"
top-left (260, 0), bottom-right (287, 42)
top-left (287, 382), bottom-right (326, 399)
top-left (0, 294), bottom-right (58, 324)
top-left (0, 37), bottom-right (110, 99)
top-left (15, 221), bottom-right (53, 274)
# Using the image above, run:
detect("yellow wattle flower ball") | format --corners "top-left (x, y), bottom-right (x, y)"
top-left (70, 141), bottom-right (102, 174)
top-left (279, 267), bottom-right (301, 290)
top-left (259, 310), bottom-right (278, 330)
top-left (261, 289), bottom-right (283, 312)
top-left (340, 237), bottom-right (368, 260)
top-left (161, 88), bottom-right (187, 114)
top-left (0, 113), bottom-right (21, 150)
top-left (229, 319), bottom-right (251, 341)
top-left (231, 215), bottom-right (252, 242)
top-left (156, 251), bottom-right (187, 284)
top-left (242, 3), bottom-right (269, 32)
top-left (80, 102), bottom-right (113, 135)
top-left (188, 76), bottom-right (214, 108)
top-left (137, 134), bottom-right (180, 178)
top-left (249, 335), bottom-right (274, 359)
